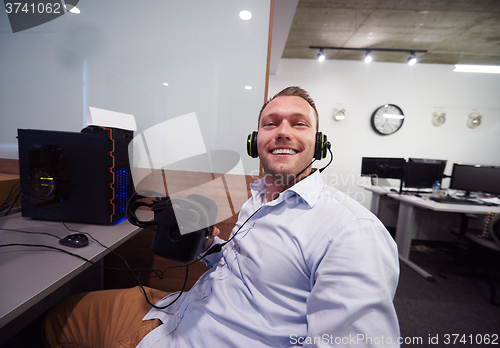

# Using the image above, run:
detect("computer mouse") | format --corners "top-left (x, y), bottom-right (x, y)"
top-left (59, 233), bottom-right (89, 248)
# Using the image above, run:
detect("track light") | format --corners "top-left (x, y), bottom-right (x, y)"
top-left (364, 51), bottom-right (373, 63)
top-left (317, 49), bottom-right (325, 62)
top-left (310, 46), bottom-right (427, 65)
top-left (407, 52), bottom-right (417, 65)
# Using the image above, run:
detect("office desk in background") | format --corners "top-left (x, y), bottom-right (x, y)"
top-left (0, 212), bottom-right (149, 345)
top-left (388, 193), bottom-right (500, 281)
top-left (360, 185), bottom-right (500, 281)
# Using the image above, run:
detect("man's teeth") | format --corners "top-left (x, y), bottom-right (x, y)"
top-left (272, 149), bottom-right (297, 155)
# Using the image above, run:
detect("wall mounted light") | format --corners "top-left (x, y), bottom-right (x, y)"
top-left (333, 107), bottom-right (346, 121)
top-left (467, 112), bottom-right (482, 129)
top-left (310, 46), bottom-right (427, 64)
top-left (432, 110), bottom-right (446, 126)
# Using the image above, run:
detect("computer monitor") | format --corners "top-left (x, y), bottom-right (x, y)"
top-left (403, 158), bottom-right (447, 190)
top-left (360, 157), bottom-right (406, 180)
top-left (450, 164), bottom-right (500, 196)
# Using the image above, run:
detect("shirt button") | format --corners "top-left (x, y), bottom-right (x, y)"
top-left (219, 272), bottom-right (223, 278)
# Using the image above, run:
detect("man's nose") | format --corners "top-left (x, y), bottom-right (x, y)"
top-left (275, 122), bottom-right (292, 140)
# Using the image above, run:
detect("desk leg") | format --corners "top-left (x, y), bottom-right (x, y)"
top-left (395, 202), bottom-right (436, 282)
top-left (370, 192), bottom-right (381, 216)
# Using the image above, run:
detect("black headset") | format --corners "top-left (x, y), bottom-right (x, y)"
top-left (126, 190), bottom-right (218, 264)
top-left (246, 131), bottom-right (329, 160)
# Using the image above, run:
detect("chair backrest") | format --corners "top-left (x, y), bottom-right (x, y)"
top-left (490, 213), bottom-right (500, 247)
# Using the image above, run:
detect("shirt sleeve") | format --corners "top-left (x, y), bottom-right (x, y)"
top-left (305, 218), bottom-right (401, 348)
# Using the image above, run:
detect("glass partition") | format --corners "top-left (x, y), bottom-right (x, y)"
top-left (0, 0), bottom-right (271, 177)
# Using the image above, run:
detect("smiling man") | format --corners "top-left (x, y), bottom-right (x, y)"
top-left (257, 89), bottom-right (318, 201)
top-left (44, 86), bottom-right (400, 348)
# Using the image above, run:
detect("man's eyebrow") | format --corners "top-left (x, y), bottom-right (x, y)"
top-left (261, 113), bottom-right (311, 121)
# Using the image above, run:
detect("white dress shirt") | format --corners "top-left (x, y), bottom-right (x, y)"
top-left (137, 170), bottom-right (400, 347)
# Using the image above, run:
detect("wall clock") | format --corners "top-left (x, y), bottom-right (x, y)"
top-left (370, 104), bottom-right (405, 135)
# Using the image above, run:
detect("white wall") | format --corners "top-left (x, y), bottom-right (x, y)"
top-left (270, 59), bottom-right (500, 208)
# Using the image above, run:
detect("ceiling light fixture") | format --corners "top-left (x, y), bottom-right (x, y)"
top-left (239, 10), bottom-right (252, 20)
top-left (317, 49), bottom-right (325, 62)
top-left (310, 46), bottom-right (427, 64)
top-left (364, 51), bottom-right (373, 63)
top-left (453, 64), bottom-right (500, 74)
top-left (407, 52), bottom-right (417, 65)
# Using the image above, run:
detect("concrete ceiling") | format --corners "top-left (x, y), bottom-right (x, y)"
top-left (271, 0), bottom-right (500, 71)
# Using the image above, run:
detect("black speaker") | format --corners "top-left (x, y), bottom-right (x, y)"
top-left (247, 131), bottom-right (329, 160)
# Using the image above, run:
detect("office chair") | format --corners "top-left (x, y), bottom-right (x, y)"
top-left (490, 213), bottom-right (500, 247)
top-left (464, 213), bottom-right (500, 306)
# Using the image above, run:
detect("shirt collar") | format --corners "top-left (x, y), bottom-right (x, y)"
top-left (249, 169), bottom-right (324, 208)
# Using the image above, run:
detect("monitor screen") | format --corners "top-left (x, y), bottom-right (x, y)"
top-left (404, 158), bottom-right (447, 189)
top-left (361, 157), bottom-right (406, 180)
top-left (450, 164), bottom-right (500, 195)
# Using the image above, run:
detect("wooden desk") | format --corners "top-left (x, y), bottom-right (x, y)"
top-left (0, 173), bottom-right (20, 212)
top-left (0, 212), bottom-right (149, 345)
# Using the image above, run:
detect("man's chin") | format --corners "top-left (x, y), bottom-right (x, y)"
top-left (263, 164), bottom-right (311, 180)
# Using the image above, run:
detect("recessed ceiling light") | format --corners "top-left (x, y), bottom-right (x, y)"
top-left (244, 86), bottom-right (252, 90)
top-left (162, 82), bottom-right (169, 87)
top-left (239, 10), bottom-right (252, 20)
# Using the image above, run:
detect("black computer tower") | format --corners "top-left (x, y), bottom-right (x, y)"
top-left (17, 127), bottom-right (133, 224)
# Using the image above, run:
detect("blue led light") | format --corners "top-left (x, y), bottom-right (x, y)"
top-left (114, 166), bottom-right (132, 215)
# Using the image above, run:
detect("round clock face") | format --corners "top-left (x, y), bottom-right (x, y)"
top-left (371, 104), bottom-right (405, 135)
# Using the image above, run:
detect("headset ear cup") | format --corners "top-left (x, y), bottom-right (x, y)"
top-left (247, 131), bottom-right (259, 158)
top-left (314, 132), bottom-right (327, 160)
top-left (186, 194), bottom-right (218, 231)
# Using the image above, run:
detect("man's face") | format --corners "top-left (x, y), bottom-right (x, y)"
top-left (257, 96), bottom-right (317, 180)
